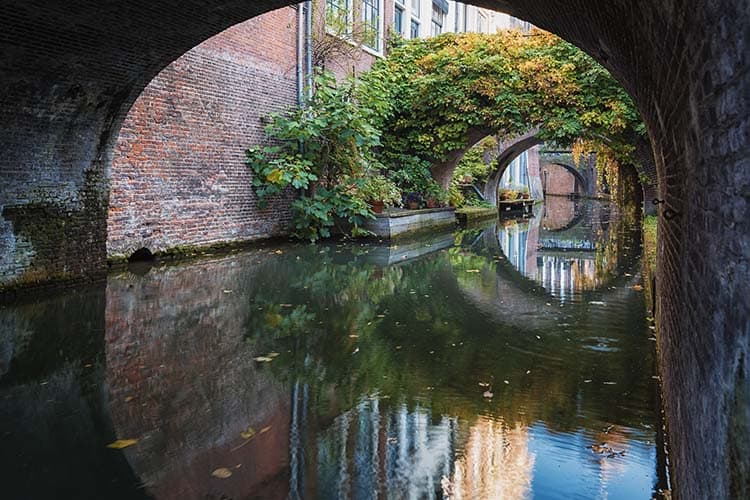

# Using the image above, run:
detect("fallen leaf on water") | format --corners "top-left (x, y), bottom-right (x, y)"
top-left (526, 370), bottom-right (531, 375)
top-left (259, 426), bottom-right (272, 434)
top-left (483, 391), bottom-right (494, 398)
top-left (504, 380), bottom-right (510, 385)
top-left (212, 468), bottom-right (233, 479)
top-left (584, 379), bottom-right (593, 383)
top-left (603, 381), bottom-right (617, 385)
top-left (466, 269), bottom-right (480, 273)
top-left (280, 303), bottom-right (293, 308)
top-left (107, 439), bottom-right (138, 449)
top-left (349, 334), bottom-right (359, 338)
top-left (254, 356), bottom-right (274, 362)
top-left (275, 250), bottom-right (283, 255)
top-left (124, 396), bottom-right (135, 403)
top-left (267, 352), bottom-right (280, 358)
top-left (632, 284), bottom-right (643, 291)
top-left (478, 382), bottom-right (490, 387)
top-left (377, 314), bottom-right (386, 318)
top-left (240, 427), bottom-right (256, 439)
top-left (223, 290), bottom-right (233, 294)
top-left (589, 301), bottom-right (606, 306)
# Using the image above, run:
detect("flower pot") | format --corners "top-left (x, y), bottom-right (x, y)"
top-left (521, 193), bottom-right (530, 199)
top-left (369, 200), bottom-right (385, 214)
top-left (425, 198), bottom-right (438, 208)
top-left (407, 201), bottom-right (420, 210)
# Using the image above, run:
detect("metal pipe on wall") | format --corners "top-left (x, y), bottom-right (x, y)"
top-left (305, 0), bottom-right (313, 99)
top-left (296, 3), bottom-right (305, 108)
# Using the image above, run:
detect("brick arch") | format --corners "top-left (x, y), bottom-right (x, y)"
top-left (482, 130), bottom-right (542, 205)
top-left (540, 161), bottom-right (589, 197)
top-left (1, 1), bottom-right (748, 497)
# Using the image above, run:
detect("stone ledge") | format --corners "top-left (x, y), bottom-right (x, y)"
top-left (364, 208), bottom-right (457, 239)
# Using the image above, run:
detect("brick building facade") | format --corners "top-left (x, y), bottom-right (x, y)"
top-left (107, 9), bottom-right (301, 259)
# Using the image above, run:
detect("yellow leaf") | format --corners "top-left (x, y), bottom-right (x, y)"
top-left (211, 468), bottom-right (233, 479)
top-left (106, 439), bottom-right (138, 449)
top-left (266, 169), bottom-right (284, 184)
top-left (240, 427), bottom-right (256, 439)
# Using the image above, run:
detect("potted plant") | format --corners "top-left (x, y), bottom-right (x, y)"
top-left (404, 192), bottom-right (422, 210)
top-left (424, 181), bottom-right (448, 208)
top-left (499, 188), bottom-right (519, 201)
top-left (357, 174), bottom-right (402, 214)
top-left (521, 187), bottom-right (530, 199)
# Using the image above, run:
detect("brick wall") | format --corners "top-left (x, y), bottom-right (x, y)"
top-left (542, 164), bottom-right (578, 196)
top-left (107, 9), bottom-right (300, 258)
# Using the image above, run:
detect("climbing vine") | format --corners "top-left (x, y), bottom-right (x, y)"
top-left (359, 30), bottom-right (645, 185)
top-left (247, 30), bottom-right (647, 240)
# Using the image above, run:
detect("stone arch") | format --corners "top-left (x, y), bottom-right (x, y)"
top-left (540, 161), bottom-right (589, 197)
top-left (483, 130), bottom-right (542, 205)
top-left (1, 2), bottom-right (748, 496)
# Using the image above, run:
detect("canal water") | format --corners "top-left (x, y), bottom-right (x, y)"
top-left (0, 198), bottom-right (665, 499)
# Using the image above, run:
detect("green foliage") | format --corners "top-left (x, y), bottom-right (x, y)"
top-left (291, 185), bottom-right (374, 242)
top-left (354, 174), bottom-right (402, 205)
top-left (359, 30), bottom-right (645, 179)
top-left (246, 71), bottom-right (384, 240)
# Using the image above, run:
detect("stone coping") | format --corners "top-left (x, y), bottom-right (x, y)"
top-left (374, 207), bottom-right (456, 219)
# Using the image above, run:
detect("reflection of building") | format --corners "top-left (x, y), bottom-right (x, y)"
top-left (310, 397), bottom-right (534, 499)
top-left (450, 419), bottom-right (533, 499)
top-left (497, 201), bottom-right (607, 299)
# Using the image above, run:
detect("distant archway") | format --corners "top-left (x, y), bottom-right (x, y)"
top-left (483, 130), bottom-right (542, 205)
top-left (541, 162), bottom-right (589, 197)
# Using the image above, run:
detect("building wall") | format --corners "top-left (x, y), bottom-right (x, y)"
top-left (542, 164), bottom-right (578, 196)
top-left (107, 9), bottom-right (300, 259)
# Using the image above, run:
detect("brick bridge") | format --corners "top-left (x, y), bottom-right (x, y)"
top-left (0, 1), bottom-right (748, 496)
top-left (538, 151), bottom-right (599, 198)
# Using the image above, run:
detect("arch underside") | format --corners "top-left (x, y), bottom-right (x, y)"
top-left (0, 1), bottom-right (748, 498)
top-left (483, 130), bottom-right (542, 205)
top-left (541, 162), bottom-right (589, 197)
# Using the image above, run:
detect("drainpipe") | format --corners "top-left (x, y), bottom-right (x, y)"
top-left (305, 0), bottom-right (313, 100)
top-left (296, 4), bottom-right (305, 109)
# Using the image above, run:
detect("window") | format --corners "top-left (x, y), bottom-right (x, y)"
top-left (411, 0), bottom-right (420, 17)
top-left (477, 12), bottom-right (487, 33)
top-left (394, 5), bottom-right (405, 35)
top-left (362, 0), bottom-right (381, 51)
top-left (326, 0), bottom-right (351, 34)
top-left (410, 19), bottom-right (420, 39)
top-left (431, 3), bottom-right (445, 36)
top-left (454, 2), bottom-right (467, 33)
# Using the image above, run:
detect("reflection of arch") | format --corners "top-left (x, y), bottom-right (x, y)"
top-left (483, 130), bottom-right (542, 205)
top-left (540, 162), bottom-right (589, 197)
